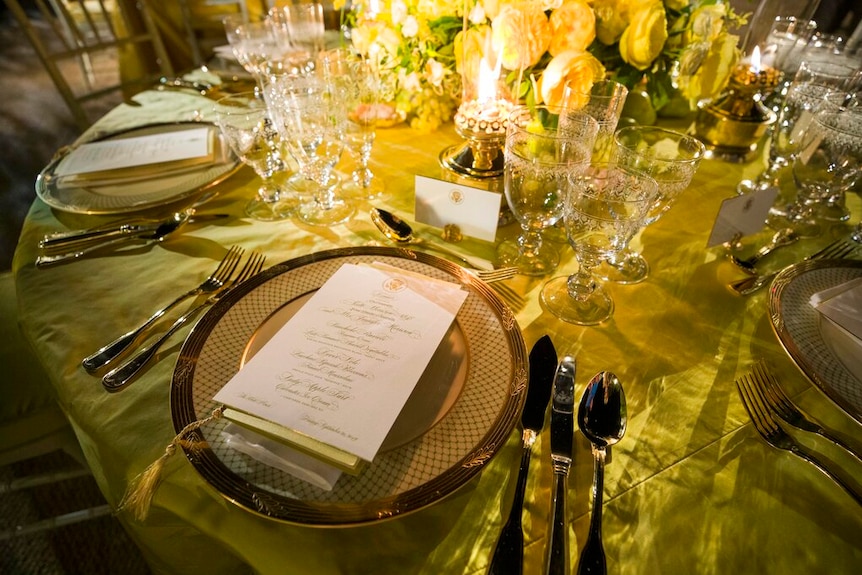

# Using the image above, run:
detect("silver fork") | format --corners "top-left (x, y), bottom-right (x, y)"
top-left (735, 372), bottom-right (862, 506)
top-left (750, 361), bottom-right (862, 465)
top-left (728, 238), bottom-right (859, 295)
top-left (82, 246), bottom-right (244, 373)
top-left (101, 252), bottom-right (266, 392)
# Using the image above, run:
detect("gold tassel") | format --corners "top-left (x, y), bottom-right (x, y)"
top-left (119, 407), bottom-right (224, 521)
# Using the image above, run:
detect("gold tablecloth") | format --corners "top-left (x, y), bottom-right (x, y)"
top-left (11, 89), bottom-right (862, 574)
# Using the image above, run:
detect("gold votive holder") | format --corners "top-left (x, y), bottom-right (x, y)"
top-left (439, 98), bottom-right (515, 225)
top-left (691, 64), bottom-right (780, 163)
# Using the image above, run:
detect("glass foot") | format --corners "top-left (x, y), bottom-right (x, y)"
top-left (496, 237), bottom-right (559, 276)
top-left (245, 198), bottom-right (295, 221)
top-left (540, 276), bottom-right (613, 325)
top-left (595, 251), bottom-right (649, 284)
top-left (298, 198), bottom-right (354, 226)
top-left (340, 178), bottom-right (385, 200)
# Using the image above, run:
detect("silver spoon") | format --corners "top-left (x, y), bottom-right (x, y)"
top-left (577, 371), bottom-right (627, 575)
top-left (370, 208), bottom-right (486, 269)
top-left (729, 227), bottom-right (799, 273)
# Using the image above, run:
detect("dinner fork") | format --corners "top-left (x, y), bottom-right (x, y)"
top-left (472, 267), bottom-right (518, 283)
top-left (101, 252), bottom-right (266, 392)
top-left (82, 246), bottom-right (244, 373)
top-left (728, 238), bottom-right (859, 295)
top-left (750, 361), bottom-right (862, 465)
top-left (735, 372), bottom-right (862, 506)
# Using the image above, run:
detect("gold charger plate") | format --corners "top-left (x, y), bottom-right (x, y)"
top-left (769, 259), bottom-right (862, 424)
top-left (36, 122), bottom-right (240, 215)
top-left (171, 247), bottom-right (527, 525)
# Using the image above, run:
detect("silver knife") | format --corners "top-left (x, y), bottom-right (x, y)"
top-left (488, 334), bottom-right (558, 575)
top-left (39, 213), bottom-right (228, 249)
top-left (546, 356), bottom-right (576, 575)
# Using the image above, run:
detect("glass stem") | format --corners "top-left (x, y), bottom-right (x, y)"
top-left (567, 258), bottom-right (598, 302)
top-left (518, 228), bottom-right (544, 259)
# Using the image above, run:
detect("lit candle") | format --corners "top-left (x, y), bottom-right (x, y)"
top-left (454, 56), bottom-right (514, 136)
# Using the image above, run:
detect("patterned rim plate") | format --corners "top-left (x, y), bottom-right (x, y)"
top-left (171, 247), bottom-right (527, 525)
top-left (36, 122), bottom-right (240, 214)
top-left (769, 259), bottom-right (862, 423)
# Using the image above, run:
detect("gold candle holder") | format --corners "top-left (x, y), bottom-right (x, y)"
top-left (439, 98), bottom-right (515, 187)
top-left (692, 63), bottom-right (780, 162)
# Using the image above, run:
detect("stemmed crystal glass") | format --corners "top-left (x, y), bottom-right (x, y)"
top-left (496, 105), bottom-right (598, 276)
top-left (758, 16), bottom-right (818, 115)
top-left (786, 106), bottom-right (862, 237)
top-left (540, 164), bottom-right (657, 325)
top-left (213, 92), bottom-right (293, 221)
top-left (223, 14), bottom-right (285, 86)
top-left (597, 126), bottom-right (704, 284)
top-left (561, 79), bottom-right (628, 163)
top-left (264, 73), bottom-right (353, 226)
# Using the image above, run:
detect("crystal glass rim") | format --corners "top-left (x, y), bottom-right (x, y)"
top-left (613, 126), bottom-right (706, 163)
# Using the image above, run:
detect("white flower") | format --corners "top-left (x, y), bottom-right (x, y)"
top-left (469, 4), bottom-right (486, 25)
top-left (391, 0), bottom-right (407, 25)
top-left (425, 58), bottom-right (446, 86)
top-left (399, 69), bottom-right (421, 92)
top-left (401, 15), bottom-right (419, 38)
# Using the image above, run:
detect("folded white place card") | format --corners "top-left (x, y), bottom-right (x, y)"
top-left (707, 186), bottom-right (779, 248)
top-left (414, 175), bottom-right (501, 242)
top-left (55, 126), bottom-right (214, 179)
top-left (215, 263), bottom-right (468, 465)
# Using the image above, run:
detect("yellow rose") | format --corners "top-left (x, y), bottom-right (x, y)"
top-left (619, 1), bottom-right (667, 70)
top-left (665, 0), bottom-right (689, 10)
top-left (539, 49), bottom-right (606, 107)
top-left (491, 2), bottom-right (551, 70)
top-left (548, 0), bottom-right (596, 56)
top-left (351, 22), bottom-right (401, 69)
top-left (454, 25), bottom-right (493, 78)
top-left (684, 3), bottom-right (729, 45)
top-left (679, 33), bottom-right (739, 103)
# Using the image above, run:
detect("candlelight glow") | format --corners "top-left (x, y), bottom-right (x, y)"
top-left (477, 57), bottom-right (500, 103)
top-left (750, 46), bottom-right (761, 74)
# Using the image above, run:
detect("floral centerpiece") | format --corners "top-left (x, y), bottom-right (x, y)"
top-left (340, 0), bottom-right (746, 131)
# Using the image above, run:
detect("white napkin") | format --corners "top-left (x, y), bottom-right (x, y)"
top-left (810, 277), bottom-right (862, 340)
top-left (222, 423), bottom-right (343, 491)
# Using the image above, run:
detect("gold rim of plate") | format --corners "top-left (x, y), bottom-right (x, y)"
top-left (769, 258), bottom-right (862, 423)
top-left (170, 246), bottom-right (527, 526)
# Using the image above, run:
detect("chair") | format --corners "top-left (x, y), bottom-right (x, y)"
top-left (0, 271), bottom-right (110, 540)
top-left (2, 0), bottom-right (175, 131)
top-left (177, 0), bottom-right (250, 67)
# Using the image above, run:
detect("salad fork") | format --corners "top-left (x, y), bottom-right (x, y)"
top-left (750, 361), bottom-right (862, 465)
top-left (82, 246), bottom-right (244, 372)
top-left (472, 267), bottom-right (517, 283)
top-left (101, 252), bottom-right (266, 392)
top-left (735, 372), bottom-right (862, 506)
top-left (728, 238), bottom-right (858, 295)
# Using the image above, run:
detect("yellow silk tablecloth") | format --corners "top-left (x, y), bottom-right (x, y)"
top-left (11, 89), bottom-right (862, 574)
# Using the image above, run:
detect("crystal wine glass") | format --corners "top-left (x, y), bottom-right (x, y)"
top-left (540, 164), bottom-right (657, 325)
top-left (496, 105), bottom-right (598, 276)
top-left (787, 106), bottom-right (862, 237)
top-left (561, 79), bottom-right (628, 163)
top-left (264, 74), bottom-right (353, 226)
top-left (597, 126), bottom-right (704, 284)
top-left (213, 92), bottom-right (294, 221)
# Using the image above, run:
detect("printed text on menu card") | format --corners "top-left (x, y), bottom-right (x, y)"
top-left (214, 263), bottom-right (466, 462)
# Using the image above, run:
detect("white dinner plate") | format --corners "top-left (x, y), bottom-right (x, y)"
top-left (769, 259), bottom-right (862, 423)
top-left (170, 247), bottom-right (527, 525)
top-left (36, 122), bottom-right (240, 214)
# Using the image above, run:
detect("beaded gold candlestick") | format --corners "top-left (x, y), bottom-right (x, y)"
top-left (692, 62), bottom-right (780, 162)
top-left (439, 97), bottom-right (515, 187)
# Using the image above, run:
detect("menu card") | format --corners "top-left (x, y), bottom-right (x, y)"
top-left (214, 263), bottom-right (468, 469)
top-left (55, 126), bottom-right (215, 183)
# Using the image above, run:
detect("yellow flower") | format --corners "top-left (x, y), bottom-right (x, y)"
top-left (491, 2), bottom-right (551, 70)
top-left (539, 49), bottom-right (606, 107)
top-left (685, 3), bottom-right (730, 44)
top-left (619, 1), bottom-right (667, 70)
top-left (455, 25), bottom-right (493, 78)
top-left (679, 33), bottom-right (739, 103)
top-left (665, 0), bottom-right (689, 10)
top-left (548, 0), bottom-right (596, 56)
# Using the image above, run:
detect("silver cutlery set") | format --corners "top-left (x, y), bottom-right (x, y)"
top-left (490, 336), bottom-right (627, 575)
top-left (736, 361), bottom-right (862, 506)
top-left (727, 227), bottom-right (861, 295)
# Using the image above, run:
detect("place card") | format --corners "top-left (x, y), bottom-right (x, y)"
top-left (810, 277), bottom-right (862, 340)
top-left (414, 175), bottom-right (501, 242)
top-left (55, 126), bottom-right (214, 180)
top-left (706, 186), bottom-right (779, 247)
top-left (214, 263), bottom-right (468, 468)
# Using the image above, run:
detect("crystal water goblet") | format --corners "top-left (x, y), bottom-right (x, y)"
top-left (496, 105), bottom-right (598, 276)
top-left (561, 79), bottom-right (628, 163)
top-left (598, 126), bottom-right (704, 284)
top-left (787, 107), bottom-right (862, 237)
top-left (540, 164), bottom-right (657, 325)
top-left (213, 92), bottom-right (294, 221)
top-left (264, 74), bottom-right (353, 226)
top-left (758, 16), bottom-right (818, 114)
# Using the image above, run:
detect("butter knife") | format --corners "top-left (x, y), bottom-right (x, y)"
top-left (488, 334), bottom-right (558, 575)
top-left (546, 356), bottom-right (577, 575)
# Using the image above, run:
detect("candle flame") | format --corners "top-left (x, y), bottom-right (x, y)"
top-left (750, 46), bottom-right (761, 74)
top-left (477, 56), bottom-right (500, 103)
